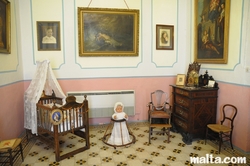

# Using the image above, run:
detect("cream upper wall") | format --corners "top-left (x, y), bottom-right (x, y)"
top-left (0, 0), bottom-right (249, 87)
top-left (19, 0), bottom-right (189, 80)
top-left (0, 0), bottom-right (23, 86)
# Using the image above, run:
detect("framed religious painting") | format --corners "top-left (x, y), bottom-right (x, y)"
top-left (156, 24), bottom-right (174, 50)
top-left (194, 0), bottom-right (230, 64)
top-left (37, 21), bottom-right (61, 51)
top-left (0, 0), bottom-right (10, 54)
top-left (78, 7), bottom-right (139, 56)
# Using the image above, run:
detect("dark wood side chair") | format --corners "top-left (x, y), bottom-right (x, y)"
top-left (148, 90), bottom-right (172, 144)
top-left (205, 104), bottom-right (238, 153)
top-left (0, 138), bottom-right (24, 166)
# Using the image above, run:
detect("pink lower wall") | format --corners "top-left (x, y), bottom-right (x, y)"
top-left (215, 82), bottom-right (250, 153)
top-left (0, 82), bottom-right (25, 140)
top-left (3, 77), bottom-right (250, 152)
top-left (57, 77), bottom-right (176, 124)
top-left (58, 78), bottom-right (250, 152)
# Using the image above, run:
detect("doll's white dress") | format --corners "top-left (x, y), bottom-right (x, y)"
top-left (107, 103), bottom-right (131, 145)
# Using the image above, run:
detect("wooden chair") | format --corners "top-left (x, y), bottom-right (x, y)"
top-left (205, 104), bottom-right (238, 153)
top-left (148, 90), bottom-right (172, 143)
top-left (0, 138), bottom-right (24, 166)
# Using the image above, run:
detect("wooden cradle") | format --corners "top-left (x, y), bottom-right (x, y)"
top-left (35, 95), bottom-right (90, 162)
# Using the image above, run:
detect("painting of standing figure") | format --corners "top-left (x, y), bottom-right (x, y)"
top-left (194, 0), bottom-right (230, 64)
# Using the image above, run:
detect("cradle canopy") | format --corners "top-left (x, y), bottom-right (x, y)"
top-left (24, 60), bottom-right (66, 134)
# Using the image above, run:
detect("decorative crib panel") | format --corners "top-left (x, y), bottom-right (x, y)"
top-left (36, 95), bottom-right (90, 162)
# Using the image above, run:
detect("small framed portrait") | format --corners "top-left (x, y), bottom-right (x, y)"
top-left (37, 21), bottom-right (61, 51)
top-left (176, 74), bottom-right (186, 86)
top-left (50, 109), bottom-right (62, 125)
top-left (208, 80), bottom-right (215, 88)
top-left (156, 24), bottom-right (174, 50)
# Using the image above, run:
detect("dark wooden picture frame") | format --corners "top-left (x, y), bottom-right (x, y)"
top-left (37, 21), bottom-right (61, 51)
top-left (194, 0), bottom-right (230, 64)
top-left (78, 7), bottom-right (139, 56)
top-left (156, 24), bottom-right (174, 50)
top-left (0, 0), bottom-right (10, 54)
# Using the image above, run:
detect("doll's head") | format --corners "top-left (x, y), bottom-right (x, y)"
top-left (114, 102), bottom-right (124, 113)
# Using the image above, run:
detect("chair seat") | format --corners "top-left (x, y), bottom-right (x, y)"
top-left (205, 104), bottom-right (237, 154)
top-left (0, 138), bottom-right (24, 166)
top-left (0, 139), bottom-right (22, 151)
top-left (207, 124), bottom-right (231, 133)
top-left (150, 111), bottom-right (170, 118)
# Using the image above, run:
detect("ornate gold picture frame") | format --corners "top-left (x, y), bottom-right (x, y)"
top-left (194, 0), bottom-right (230, 64)
top-left (78, 7), bottom-right (139, 56)
top-left (0, 0), bottom-right (10, 54)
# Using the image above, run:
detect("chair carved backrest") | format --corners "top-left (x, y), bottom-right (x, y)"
top-left (221, 104), bottom-right (237, 130)
top-left (150, 90), bottom-right (169, 111)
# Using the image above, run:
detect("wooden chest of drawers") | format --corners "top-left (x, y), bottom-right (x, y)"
top-left (171, 85), bottom-right (218, 139)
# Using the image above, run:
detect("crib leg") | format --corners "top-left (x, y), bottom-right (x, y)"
top-left (54, 125), bottom-right (60, 162)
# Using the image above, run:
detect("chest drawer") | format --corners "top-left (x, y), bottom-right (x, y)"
top-left (175, 105), bottom-right (188, 120)
top-left (173, 117), bottom-right (188, 131)
top-left (175, 88), bottom-right (190, 97)
top-left (175, 95), bottom-right (189, 108)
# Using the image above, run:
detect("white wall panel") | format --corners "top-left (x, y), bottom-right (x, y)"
top-left (32, 0), bottom-right (64, 69)
top-left (152, 0), bottom-right (177, 67)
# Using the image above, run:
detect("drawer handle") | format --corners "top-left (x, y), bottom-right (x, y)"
top-left (178, 109), bottom-right (183, 115)
top-left (179, 99), bottom-right (184, 104)
top-left (178, 121), bottom-right (183, 127)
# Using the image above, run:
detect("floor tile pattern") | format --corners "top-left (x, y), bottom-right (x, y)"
top-left (18, 122), bottom-right (249, 166)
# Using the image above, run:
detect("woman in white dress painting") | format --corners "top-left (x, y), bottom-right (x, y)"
top-left (108, 102), bottom-right (131, 145)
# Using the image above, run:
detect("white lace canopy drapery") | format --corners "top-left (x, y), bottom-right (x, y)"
top-left (24, 60), bottom-right (66, 134)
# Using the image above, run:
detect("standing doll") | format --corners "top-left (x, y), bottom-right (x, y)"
top-left (107, 102), bottom-right (131, 145)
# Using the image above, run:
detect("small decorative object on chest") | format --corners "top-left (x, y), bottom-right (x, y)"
top-left (199, 70), bottom-right (218, 88)
top-left (186, 62), bottom-right (201, 87)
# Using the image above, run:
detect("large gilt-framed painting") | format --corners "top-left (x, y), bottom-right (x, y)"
top-left (194, 0), bottom-right (230, 64)
top-left (0, 0), bottom-right (10, 54)
top-left (78, 7), bottom-right (139, 56)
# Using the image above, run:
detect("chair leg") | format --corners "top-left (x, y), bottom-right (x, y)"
top-left (162, 127), bottom-right (166, 135)
top-left (229, 132), bottom-right (234, 151)
top-left (205, 127), bottom-right (208, 145)
top-left (19, 142), bottom-right (24, 161)
top-left (8, 149), bottom-right (13, 166)
top-left (149, 127), bottom-right (151, 144)
top-left (219, 132), bottom-right (223, 154)
top-left (167, 128), bottom-right (170, 143)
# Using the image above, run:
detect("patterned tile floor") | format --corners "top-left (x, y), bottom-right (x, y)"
top-left (20, 122), bottom-right (249, 166)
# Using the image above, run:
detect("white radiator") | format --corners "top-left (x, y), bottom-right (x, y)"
top-left (67, 90), bottom-right (135, 118)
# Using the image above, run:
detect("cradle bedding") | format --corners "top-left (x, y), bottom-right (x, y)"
top-left (38, 103), bottom-right (85, 132)
top-left (35, 95), bottom-right (90, 162)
